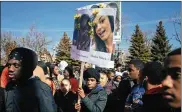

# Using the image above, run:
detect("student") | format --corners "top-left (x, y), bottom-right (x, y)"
top-left (142, 61), bottom-right (171, 112)
top-left (100, 70), bottom-right (119, 112)
top-left (92, 14), bottom-right (114, 53)
top-left (0, 67), bottom-right (9, 88)
top-left (125, 63), bottom-right (145, 112)
top-left (54, 79), bottom-right (77, 112)
top-left (75, 68), bottom-right (107, 112)
top-left (118, 59), bottom-right (144, 112)
top-left (5, 47), bottom-right (57, 112)
top-left (64, 66), bottom-right (79, 94)
top-left (0, 87), bottom-right (5, 112)
top-left (162, 48), bottom-right (181, 112)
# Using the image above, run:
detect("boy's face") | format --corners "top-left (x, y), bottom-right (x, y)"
top-left (61, 80), bottom-right (71, 93)
top-left (108, 72), bottom-right (115, 80)
top-left (162, 54), bottom-right (181, 108)
top-left (128, 64), bottom-right (140, 80)
top-left (7, 59), bottom-right (22, 81)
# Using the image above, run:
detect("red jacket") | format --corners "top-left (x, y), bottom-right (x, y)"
top-left (69, 78), bottom-right (79, 93)
top-left (1, 67), bottom-right (9, 88)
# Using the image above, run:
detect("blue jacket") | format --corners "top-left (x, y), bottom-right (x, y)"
top-left (126, 84), bottom-right (145, 105)
top-left (5, 76), bottom-right (57, 112)
top-left (125, 84), bottom-right (145, 112)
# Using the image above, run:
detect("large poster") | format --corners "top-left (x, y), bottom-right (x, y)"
top-left (71, 4), bottom-right (117, 68)
top-left (77, 2), bottom-right (121, 43)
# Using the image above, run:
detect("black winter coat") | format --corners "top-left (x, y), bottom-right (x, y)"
top-left (54, 90), bottom-right (77, 112)
top-left (117, 77), bottom-right (136, 112)
top-left (5, 76), bottom-right (57, 112)
top-left (142, 93), bottom-right (172, 112)
top-left (0, 87), bottom-right (5, 112)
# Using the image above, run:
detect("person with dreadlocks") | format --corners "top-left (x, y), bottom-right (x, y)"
top-left (5, 47), bottom-right (57, 112)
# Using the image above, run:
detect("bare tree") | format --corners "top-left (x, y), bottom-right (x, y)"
top-left (170, 13), bottom-right (181, 44)
top-left (19, 25), bottom-right (52, 57)
top-left (1, 32), bottom-right (18, 64)
top-left (143, 30), bottom-right (154, 50)
top-left (1, 25), bottom-right (52, 64)
top-left (39, 48), bottom-right (53, 62)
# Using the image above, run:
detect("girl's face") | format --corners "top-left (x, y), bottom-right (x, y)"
top-left (94, 15), bottom-right (112, 41)
top-left (115, 76), bottom-right (122, 82)
top-left (100, 73), bottom-right (108, 87)
top-left (63, 69), bottom-right (69, 79)
top-left (86, 78), bottom-right (97, 90)
top-left (54, 66), bottom-right (59, 76)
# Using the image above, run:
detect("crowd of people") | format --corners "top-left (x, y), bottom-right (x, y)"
top-left (0, 47), bottom-right (181, 112)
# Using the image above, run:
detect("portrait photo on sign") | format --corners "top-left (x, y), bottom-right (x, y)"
top-left (90, 8), bottom-right (116, 54)
top-left (106, 2), bottom-right (121, 43)
top-left (77, 2), bottom-right (121, 43)
top-left (73, 13), bottom-right (91, 52)
top-left (73, 19), bottom-right (79, 46)
top-left (71, 8), bottom-right (116, 68)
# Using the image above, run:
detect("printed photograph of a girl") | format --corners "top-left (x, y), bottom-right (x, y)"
top-left (90, 2), bottom-right (120, 41)
top-left (91, 14), bottom-right (115, 53)
top-left (106, 2), bottom-right (120, 34)
top-left (72, 20), bottom-right (79, 46)
top-left (74, 14), bottom-right (91, 52)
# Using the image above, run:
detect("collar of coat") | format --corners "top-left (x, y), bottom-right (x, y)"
top-left (85, 85), bottom-right (104, 94)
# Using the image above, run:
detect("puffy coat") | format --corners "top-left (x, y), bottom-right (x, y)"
top-left (5, 76), bottom-right (57, 112)
top-left (81, 85), bottom-right (107, 112)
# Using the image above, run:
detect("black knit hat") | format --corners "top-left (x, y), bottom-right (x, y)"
top-left (83, 68), bottom-right (100, 82)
